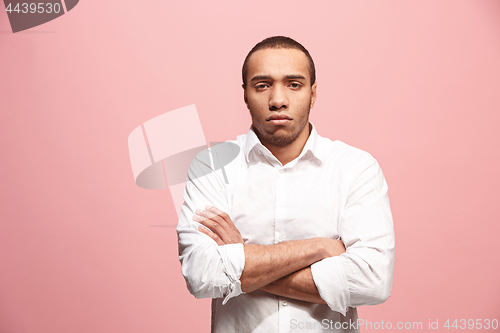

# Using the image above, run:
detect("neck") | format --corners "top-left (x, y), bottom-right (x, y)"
top-left (261, 122), bottom-right (312, 166)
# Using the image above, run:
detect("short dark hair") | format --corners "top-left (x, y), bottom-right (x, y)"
top-left (242, 36), bottom-right (316, 88)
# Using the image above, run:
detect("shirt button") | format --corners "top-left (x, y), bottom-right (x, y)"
top-left (278, 236), bottom-right (283, 242)
top-left (282, 301), bottom-right (287, 306)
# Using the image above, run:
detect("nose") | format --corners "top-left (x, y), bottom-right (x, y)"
top-left (269, 84), bottom-right (288, 111)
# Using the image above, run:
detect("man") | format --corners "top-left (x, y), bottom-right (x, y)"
top-left (177, 36), bottom-right (395, 332)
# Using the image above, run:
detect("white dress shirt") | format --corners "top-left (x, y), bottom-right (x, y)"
top-left (177, 122), bottom-right (395, 332)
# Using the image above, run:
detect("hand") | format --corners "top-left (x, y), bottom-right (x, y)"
top-left (194, 205), bottom-right (244, 245)
top-left (314, 237), bottom-right (346, 260)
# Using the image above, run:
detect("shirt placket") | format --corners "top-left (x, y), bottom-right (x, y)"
top-left (275, 166), bottom-right (291, 333)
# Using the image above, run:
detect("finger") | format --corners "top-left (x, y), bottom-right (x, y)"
top-left (205, 206), bottom-right (238, 231)
top-left (194, 213), bottom-right (229, 240)
top-left (204, 206), bottom-right (244, 244)
top-left (198, 225), bottom-right (225, 246)
top-left (196, 208), bottom-right (233, 234)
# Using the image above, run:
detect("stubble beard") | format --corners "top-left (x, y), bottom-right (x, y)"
top-left (250, 105), bottom-right (311, 148)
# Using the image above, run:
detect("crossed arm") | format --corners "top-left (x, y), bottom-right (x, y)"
top-left (194, 205), bottom-right (346, 304)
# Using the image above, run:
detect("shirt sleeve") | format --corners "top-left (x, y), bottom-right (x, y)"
top-left (176, 148), bottom-right (246, 303)
top-left (310, 152), bottom-right (395, 315)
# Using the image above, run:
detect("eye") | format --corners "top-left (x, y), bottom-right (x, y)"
top-left (255, 83), bottom-right (269, 90)
top-left (289, 83), bottom-right (302, 89)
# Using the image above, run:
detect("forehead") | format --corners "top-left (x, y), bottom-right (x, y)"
top-left (246, 48), bottom-right (310, 81)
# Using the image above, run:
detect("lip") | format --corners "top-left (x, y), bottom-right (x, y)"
top-left (268, 119), bottom-right (291, 126)
top-left (266, 114), bottom-right (292, 121)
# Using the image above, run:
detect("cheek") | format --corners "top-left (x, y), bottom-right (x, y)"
top-left (248, 93), bottom-right (263, 104)
top-left (296, 95), bottom-right (312, 109)
top-left (248, 95), bottom-right (268, 111)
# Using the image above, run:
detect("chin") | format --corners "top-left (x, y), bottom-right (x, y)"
top-left (264, 131), bottom-right (299, 147)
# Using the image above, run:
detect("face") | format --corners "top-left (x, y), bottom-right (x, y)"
top-left (243, 48), bottom-right (317, 148)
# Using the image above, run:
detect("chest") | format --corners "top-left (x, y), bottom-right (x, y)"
top-left (229, 163), bottom-right (345, 245)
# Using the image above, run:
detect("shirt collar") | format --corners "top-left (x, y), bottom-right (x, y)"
top-left (244, 122), bottom-right (324, 166)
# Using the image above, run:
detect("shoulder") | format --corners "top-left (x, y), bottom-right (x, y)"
top-left (209, 134), bottom-right (247, 167)
top-left (318, 136), bottom-right (377, 168)
top-left (317, 138), bottom-right (387, 194)
top-left (187, 134), bottom-right (246, 181)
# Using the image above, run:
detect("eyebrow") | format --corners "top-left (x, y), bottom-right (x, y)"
top-left (250, 74), bottom-right (307, 82)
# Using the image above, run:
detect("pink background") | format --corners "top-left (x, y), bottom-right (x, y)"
top-left (1, 0), bottom-right (499, 332)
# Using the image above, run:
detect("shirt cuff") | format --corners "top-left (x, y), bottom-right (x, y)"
top-left (215, 243), bottom-right (246, 304)
top-left (310, 255), bottom-right (350, 316)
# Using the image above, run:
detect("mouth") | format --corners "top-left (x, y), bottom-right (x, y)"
top-left (267, 119), bottom-right (291, 126)
top-left (266, 115), bottom-right (292, 126)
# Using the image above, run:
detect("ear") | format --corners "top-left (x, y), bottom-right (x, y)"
top-left (242, 83), bottom-right (248, 106)
top-left (310, 81), bottom-right (317, 108)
